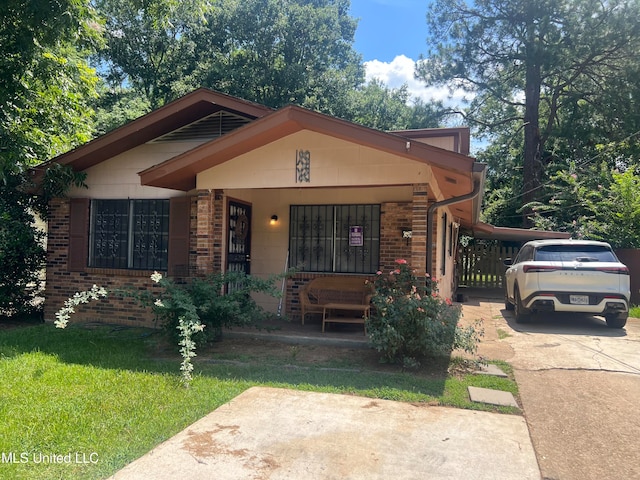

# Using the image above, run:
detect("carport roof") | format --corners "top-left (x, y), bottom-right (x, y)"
top-left (471, 222), bottom-right (571, 241)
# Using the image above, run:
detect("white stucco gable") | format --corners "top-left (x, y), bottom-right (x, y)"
top-left (196, 130), bottom-right (436, 191)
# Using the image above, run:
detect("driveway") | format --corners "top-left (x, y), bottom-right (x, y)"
top-left (464, 296), bottom-right (640, 480)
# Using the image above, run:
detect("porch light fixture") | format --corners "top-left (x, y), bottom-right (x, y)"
top-left (270, 214), bottom-right (278, 225)
top-left (401, 227), bottom-right (412, 245)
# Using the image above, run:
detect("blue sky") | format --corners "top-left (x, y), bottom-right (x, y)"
top-left (347, 0), bottom-right (467, 105)
top-left (349, 0), bottom-right (429, 62)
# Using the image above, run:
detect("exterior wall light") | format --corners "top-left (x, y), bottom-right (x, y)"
top-left (270, 214), bottom-right (278, 225)
top-left (401, 228), bottom-right (412, 245)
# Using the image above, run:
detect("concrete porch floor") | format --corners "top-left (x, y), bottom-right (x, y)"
top-left (229, 313), bottom-right (370, 348)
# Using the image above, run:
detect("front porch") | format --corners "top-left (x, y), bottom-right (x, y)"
top-left (189, 183), bottom-right (456, 319)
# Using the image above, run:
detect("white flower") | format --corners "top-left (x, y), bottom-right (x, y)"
top-left (54, 284), bottom-right (109, 328)
top-left (151, 271), bottom-right (163, 283)
top-left (154, 299), bottom-right (165, 308)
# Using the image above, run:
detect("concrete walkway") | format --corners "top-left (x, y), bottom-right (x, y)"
top-left (108, 293), bottom-right (547, 479)
top-left (110, 387), bottom-right (539, 480)
top-left (460, 293), bottom-right (640, 480)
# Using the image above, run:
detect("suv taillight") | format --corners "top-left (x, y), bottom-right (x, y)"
top-left (522, 265), bottom-right (560, 273)
top-left (595, 266), bottom-right (630, 275)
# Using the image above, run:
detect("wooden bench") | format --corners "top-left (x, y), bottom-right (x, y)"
top-left (299, 277), bottom-right (373, 332)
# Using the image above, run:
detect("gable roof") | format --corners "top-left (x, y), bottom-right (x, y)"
top-left (44, 88), bottom-right (486, 226)
top-left (138, 103), bottom-right (485, 225)
top-left (139, 104), bottom-right (480, 190)
top-left (47, 89), bottom-right (272, 172)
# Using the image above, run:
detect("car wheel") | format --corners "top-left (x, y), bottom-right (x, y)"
top-left (504, 291), bottom-right (514, 311)
top-left (514, 287), bottom-right (531, 323)
top-left (605, 314), bottom-right (627, 329)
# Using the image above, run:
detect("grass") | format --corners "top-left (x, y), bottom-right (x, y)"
top-left (497, 328), bottom-right (512, 339)
top-left (630, 305), bottom-right (640, 319)
top-left (0, 322), bottom-right (518, 479)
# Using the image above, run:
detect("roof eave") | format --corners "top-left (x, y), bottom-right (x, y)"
top-left (139, 105), bottom-right (480, 191)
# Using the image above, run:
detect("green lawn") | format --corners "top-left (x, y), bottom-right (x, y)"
top-left (0, 323), bottom-right (518, 480)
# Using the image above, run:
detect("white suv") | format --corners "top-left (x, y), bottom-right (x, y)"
top-left (504, 239), bottom-right (630, 328)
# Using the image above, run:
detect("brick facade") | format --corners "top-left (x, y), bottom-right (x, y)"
top-left (44, 198), bottom-right (165, 327)
top-left (44, 185), bottom-right (439, 327)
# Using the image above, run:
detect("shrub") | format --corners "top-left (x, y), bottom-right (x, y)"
top-left (366, 259), bottom-right (482, 367)
top-left (151, 271), bottom-right (282, 346)
top-left (0, 173), bottom-right (46, 317)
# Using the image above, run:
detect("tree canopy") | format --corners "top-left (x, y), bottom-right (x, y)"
top-left (418, 0), bottom-right (640, 230)
top-left (95, 0), bottom-right (364, 113)
top-left (0, 0), bottom-right (103, 176)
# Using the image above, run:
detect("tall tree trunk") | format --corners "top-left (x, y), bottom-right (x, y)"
top-left (522, 14), bottom-right (543, 228)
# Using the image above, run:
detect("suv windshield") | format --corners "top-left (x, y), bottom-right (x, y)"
top-left (534, 245), bottom-right (617, 262)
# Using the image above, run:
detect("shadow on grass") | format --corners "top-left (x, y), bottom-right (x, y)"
top-left (0, 323), bottom-right (450, 400)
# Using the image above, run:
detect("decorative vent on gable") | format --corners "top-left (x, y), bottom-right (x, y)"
top-left (149, 111), bottom-right (252, 143)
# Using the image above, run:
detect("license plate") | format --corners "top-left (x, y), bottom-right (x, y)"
top-left (570, 295), bottom-right (589, 305)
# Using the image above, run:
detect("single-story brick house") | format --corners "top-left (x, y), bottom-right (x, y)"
top-left (38, 88), bottom-right (488, 327)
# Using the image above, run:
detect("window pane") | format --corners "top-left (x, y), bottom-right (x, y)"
top-left (334, 205), bottom-right (379, 273)
top-left (132, 200), bottom-right (169, 270)
top-left (289, 204), bottom-right (379, 274)
top-left (89, 200), bottom-right (129, 268)
top-left (289, 205), bottom-right (334, 272)
top-left (89, 199), bottom-right (169, 270)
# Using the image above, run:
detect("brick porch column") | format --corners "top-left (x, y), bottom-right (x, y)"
top-left (411, 184), bottom-right (429, 275)
top-left (212, 190), bottom-right (224, 272)
top-left (195, 190), bottom-right (215, 275)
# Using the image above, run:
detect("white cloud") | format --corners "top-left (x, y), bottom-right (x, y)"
top-left (364, 55), bottom-right (469, 107)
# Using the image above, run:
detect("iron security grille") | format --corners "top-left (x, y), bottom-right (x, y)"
top-left (89, 199), bottom-right (169, 270)
top-left (289, 204), bottom-right (380, 273)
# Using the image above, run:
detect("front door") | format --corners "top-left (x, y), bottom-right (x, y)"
top-left (227, 200), bottom-right (252, 274)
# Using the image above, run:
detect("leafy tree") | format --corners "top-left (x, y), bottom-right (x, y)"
top-left (530, 157), bottom-right (640, 248)
top-left (0, 172), bottom-right (47, 316)
top-left (346, 80), bottom-right (414, 131)
top-left (345, 79), bottom-right (448, 131)
top-left (0, 0), bottom-right (100, 317)
top-left (0, 167), bottom-right (86, 317)
top-left (0, 0), bottom-right (103, 176)
top-left (93, 86), bottom-right (151, 136)
top-left (94, 0), bottom-right (208, 110)
top-left (95, 0), bottom-right (364, 114)
top-left (194, 0), bottom-right (364, 111)
top-left (418, 0), bottom-right (640, 225)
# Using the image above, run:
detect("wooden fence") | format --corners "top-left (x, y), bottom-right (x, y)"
top-left (458, 243), bottom-right (518, 288)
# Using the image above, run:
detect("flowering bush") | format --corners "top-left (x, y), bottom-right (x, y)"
top-left (366, 259), bottom-right (482, 367)
top-left (152, 270), bottom-right (282, 347)
top-left (55, 270), bottom-right (283, 386)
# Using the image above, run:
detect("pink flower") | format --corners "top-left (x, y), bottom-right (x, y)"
top-left (445, 298), bottom-right (452, 306)
top-left (395, 259), bottom-right (407, 264)
top-left (376, 271), bottom-right (382, 275)
top-left (393, 269), bottom-right (401, 275)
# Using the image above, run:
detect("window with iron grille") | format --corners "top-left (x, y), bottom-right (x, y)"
top-left (289, 204), bottom-right (380, 273)
top-left (89, 199), bottom-right (170, 270)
